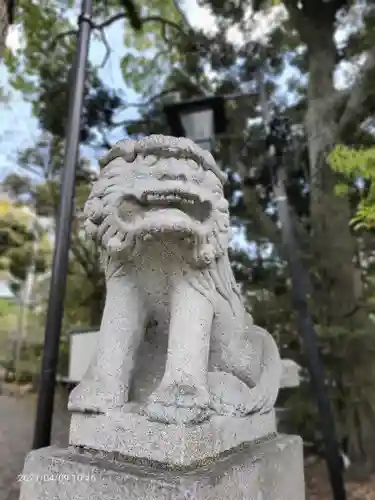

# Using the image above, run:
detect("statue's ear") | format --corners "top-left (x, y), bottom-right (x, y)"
top-left (99, 141), bottom-right (137, 169)
top-left (199, 149), bottom-right (227, 184)
top-left (84, 198), bottom-right (103, 223)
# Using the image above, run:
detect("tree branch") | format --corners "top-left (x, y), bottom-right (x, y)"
top-left (49, 12), bottom-right (185, 54)
top-left (96, 28), bottom-right (111, 69)
top-left (70, 231), bottom-right (99, 278)
top-left (111, 118), bottom-right (147, 127)
top-left (49, 30), bottom-right (76, 51)
top-left (70, 239), bottom-right (93, 278)
top-left (283, 0), bottom-right (306, 36)
top-left (77, 236), bottom-right (100, 272)
top-left (97, 13), bottom-right (183, 33)
top-left (235, 159), bottom-right (281, 247)
top-left (110, 86), bottom-right (182, 128)
top-left (338, 46), bottom-right (375, 139)
top-left (242, 185), bottom-right (281, 248)
top-left (116, 86), bottom-right (181, 114)
top-left (171, 0), bottom-right (192, 30)
top-left (15, 164), bottom-right (44, 178)
top-left (95, 126), bottom-right (114, 150)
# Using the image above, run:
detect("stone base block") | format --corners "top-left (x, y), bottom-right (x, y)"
top-left (19, 434), bottom-right (305, 500)
top-left (69, 407), bottom-right (277, 467)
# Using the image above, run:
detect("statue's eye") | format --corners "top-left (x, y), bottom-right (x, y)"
top-left (143, 155), bottom-right (158, 166)
top-left (186, 158), bottom-right (200, 170)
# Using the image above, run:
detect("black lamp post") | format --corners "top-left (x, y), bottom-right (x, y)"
top-left (267, 116), bottom-right (346, 500)
top-left (163, 96), bottom-right (347, 500)
top-left (32, 0), bottom-right (94, 450)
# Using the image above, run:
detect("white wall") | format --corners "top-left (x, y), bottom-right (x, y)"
top-left (69, 331), bottom-right (98, 383)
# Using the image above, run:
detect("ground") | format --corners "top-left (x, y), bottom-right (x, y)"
top-left (0, 389), bottom-right (70, 500)
top-left (306, 460), bottom-right (375, 499)
top-left (0, 389), bottom-right (374, 499)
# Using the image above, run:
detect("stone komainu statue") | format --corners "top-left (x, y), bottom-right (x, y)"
top-left (69, 135), bottom-right (282, 425)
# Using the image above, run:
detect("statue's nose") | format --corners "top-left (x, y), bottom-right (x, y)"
top-left (158, 172), bottom-right (187, 181)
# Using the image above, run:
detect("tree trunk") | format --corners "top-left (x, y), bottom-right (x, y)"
top-left (305, 21), bottom-right (375, 468)
top-left (89, 283), bottom-right (105, 328)
top-left (0, 0), bottom-right (8, 61)
top-left (306, 29), bottom-right (359, 323)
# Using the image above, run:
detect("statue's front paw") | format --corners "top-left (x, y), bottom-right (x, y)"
top-left (68, 380), bottom-right (126, 414)
top-left (142, 382), bottom-right (212, 425)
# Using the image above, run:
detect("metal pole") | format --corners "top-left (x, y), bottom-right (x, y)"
top-left (32, 0), bottom-right (93, 450)
top-left (274, 169), bottom-right (346, 500)
top-left (256, 68), bottom-right (346, 499)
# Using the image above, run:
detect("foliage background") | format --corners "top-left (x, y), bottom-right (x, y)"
top-left (2, 0), bottom-right (375, 467)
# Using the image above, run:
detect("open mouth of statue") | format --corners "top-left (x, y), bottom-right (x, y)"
top-left (138, 190), bottom-right (212, 222)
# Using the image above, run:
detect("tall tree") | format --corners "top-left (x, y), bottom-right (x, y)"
top-left (3, 137), bottom-right (106, 328)
top-left (0, 195), bottom-right (50, 284)
top-left (0, 0), bottom-right (9, 60)
top-left (263, 0), bottom-right (375, 465)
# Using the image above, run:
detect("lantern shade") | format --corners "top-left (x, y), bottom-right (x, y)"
top-left (180, 109), bottom-right (214, 151)
top-left (164, 95), bottom-right (227, 150)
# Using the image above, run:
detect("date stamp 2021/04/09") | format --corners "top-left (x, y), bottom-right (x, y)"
top-left (17, 473), bottom-right (97, 484)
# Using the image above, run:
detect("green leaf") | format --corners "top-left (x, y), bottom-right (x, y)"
top-left (3, 48), bottom-right (19, 72)
top-left (330, 144), bottom-right (375, 228)
top-left (252, 0), bottom-right (281, 11)
top-left (10, 75), bottom-right (36, 94)
top-left (120, 52), bottom-right (167, 95)
top-left (334, 183), bottom-right (349, 196)
top-left (329, 145), bottom-right (375, 178)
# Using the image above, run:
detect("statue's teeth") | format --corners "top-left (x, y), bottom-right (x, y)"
top-left (144, 192), bottom-right (197, 204)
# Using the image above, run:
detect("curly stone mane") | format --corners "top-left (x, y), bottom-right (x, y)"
top-left (83, 135), bottom-right (242, 312)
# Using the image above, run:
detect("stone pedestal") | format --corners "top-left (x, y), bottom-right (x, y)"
top-left (69, 406), bottom-right (277, 467)
top-left (19, 434), bottom-right (305, 500)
